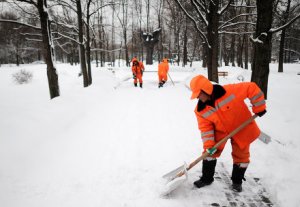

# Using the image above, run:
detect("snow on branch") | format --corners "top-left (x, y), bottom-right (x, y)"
top-left (250, 33), bottom-right (267, 44)
top-left (91, 48), bottom-right (125, 53)
top-left (269, 14), bottom-right (300, 33)
top-left (220, 21), bottom-right (256, 30)
top-left (219, 0), bottom-right (233, 15)
top-left (191, 0), bottom-right (208, 26)
top-left (285, 36), bottom-right (300, 42)
top-left (19, 47), bottom-right (40, 51)
top-left (193, 0), bottom-right (208, 13)
top-left (53, 32), bottom-right (80, 45)
top-left (54, 41), bottom-right (71, 55)
top-left (219, 13), bottom-right (256, 30)
top-left (284, 48), bottom-right (300, 56)
top-left (25, 38), bottom-right (42, 42)
top-left (230, 4), bottom-right (256, 9)
top-left (220, 31), bottom-right (254, 35)
top-left (0, 19), bottom-right (41, 30)
top-left (53, 21), bottom-right (79, 33)
top-left (20, 33), bottom-right (42, 37)
top-left (14, 0), bottom-right (37, 7)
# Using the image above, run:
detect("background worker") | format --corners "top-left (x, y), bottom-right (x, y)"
top-left (190, 75), bottom-right (267, 192)
top-left (158, 58), bottom-right (169, 88)
top-left (131, 58), bottom-right (144, 88)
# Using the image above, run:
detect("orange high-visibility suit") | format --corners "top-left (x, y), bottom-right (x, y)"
top-left (195, 82), bottom-right (266, 164)
top-left (131, 60), bottom-right (143, 84)
top-left (158, 59), bottom-right (169, 83)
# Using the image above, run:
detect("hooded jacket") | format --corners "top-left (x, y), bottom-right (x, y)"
top-left (195, 82), bottom-right (266, 150)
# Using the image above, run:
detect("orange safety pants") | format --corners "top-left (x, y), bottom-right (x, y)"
top-left (134, 74), bottom-right (143, 84)
top-left (203, 138), bottom-right (250, 164)
top-left (158, 74), bottom-right (168, 83)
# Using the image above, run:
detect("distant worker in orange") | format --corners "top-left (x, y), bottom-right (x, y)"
top-left (131, 57), bottom-right (144, 88)
top-left (158, 58), bottom-right (169, 88)
top-left (190, 75), bottom-right (267, 192)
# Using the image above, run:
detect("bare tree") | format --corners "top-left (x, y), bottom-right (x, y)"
top-left (174, 0), bottom-right (233, 83)
top-left (251, 0), bottom-right (300, 98)
top-left (1, 0), bottom-right (60, 99)
top-left (116, 0), bottom-right (130, 66)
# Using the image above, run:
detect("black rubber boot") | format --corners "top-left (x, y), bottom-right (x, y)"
top-left (134, 83), bottom-right (137, 87)
top-left (194, 159), bottom-right (217, 188)
top-left (140, 83), bottom-right (143, 88)
top-left (158, 82), bottom-right (163, 88)
top-left (231, 164), bottom-right (247, 192)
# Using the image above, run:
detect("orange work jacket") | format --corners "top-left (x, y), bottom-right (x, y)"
top-left (158, 59), bottom-right (169, 76)
top-left (195, 82), bottom-right (266, 150)
top-left (132, 62), bottom-right (143, 76)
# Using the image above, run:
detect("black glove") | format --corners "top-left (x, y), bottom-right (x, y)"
top-left (256, 109), bottom-right (267, 117)
top-left (133, 73), bottom-right (136, 79)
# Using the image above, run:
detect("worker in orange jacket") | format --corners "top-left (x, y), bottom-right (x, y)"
top-left (158, 58), bottom-right (169, 88)
top-left (131, 58), bottom-right (144, 88)
top-left (190, 75), bottom-right (266, 192)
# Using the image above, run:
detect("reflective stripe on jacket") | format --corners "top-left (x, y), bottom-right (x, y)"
top-left (195, 82), bottom-right (266, 150)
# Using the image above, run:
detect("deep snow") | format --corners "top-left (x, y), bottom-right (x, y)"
top-left (0, 62), bottom-right (299, 207)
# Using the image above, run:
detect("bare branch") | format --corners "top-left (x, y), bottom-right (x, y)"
top-left (53, 32), bottom-right (80, 45)
top-left (284, 48), bottom-right (300, 56)
top-left (0, 19), bottom-right (41, 30)
top-left (270, 14), bottom-right (300, 33)
top-left (15, 0), bottom-right (37, 7)
top-left (91, 48), bottom-right (125, 53)
top-left (25, 38), bottom-right (42, 42)
top-left (173, 0), bottom-right (209, 47)
top-left (219, 0), bottom-right (232, 15)
top-left (219, 13), bottom-right (256, 30)
top-left (191, 0), bottom-right (208, 26)
top-left (219, 31), bottom-right (254, 35)
top-left (192, 0), bottom-right (208, 13)
top-left (7, 0), bottom-right (39, 18)
top-left (220, 21), bottom-right (255, 30)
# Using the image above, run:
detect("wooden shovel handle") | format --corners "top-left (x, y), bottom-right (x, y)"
top-left (176, 114), bottom-right (258, 178)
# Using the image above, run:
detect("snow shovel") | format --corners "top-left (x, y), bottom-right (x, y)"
top-left (161, 114), bottom-right (258, 196)
top-left (167, 72), bottom-right (175, 86)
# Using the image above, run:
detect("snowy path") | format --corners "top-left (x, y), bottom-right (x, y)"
top-left (1, 63), bottom-right (300, 206)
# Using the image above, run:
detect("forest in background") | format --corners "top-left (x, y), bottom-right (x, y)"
top-left (0, 0), bottom-right (299, 99)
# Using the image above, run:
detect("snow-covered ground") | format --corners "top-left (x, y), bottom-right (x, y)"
top-left (0, 61), bottom-right (299, 207)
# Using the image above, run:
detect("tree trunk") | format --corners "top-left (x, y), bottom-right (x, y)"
top-left (237, 36), bottom-right (243, 68)
top-left (124, 29), bottom-right (130, 66)
top-left (146, 46), bottom-right (154, 64)
top-left (206, 0), bottom-right (219, 83)
top-left (251, 0), bottom-right (274, 99)
top-left (278, 29), bottom-right (286, 72)
top-left (230, 34), bottom-right (236, 66)
top-left (278, 0), bottom-right (291, 73)
top-left (202, 42), bottom-right (207, 68)
top-left (86, 15), bottom-right (92, 85)
top-left (76, 0), bottom-right (89, 87)
top-left (37, 0), bottom-right (60, 99)
top-left (94, 40), bottom-right (98, 67)
top-left (244, 0), bottom-right (250, 69)
top-left (223, 35), bottom-right (229, 66)
top-left (182, 17), bottom-right (188, 67)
